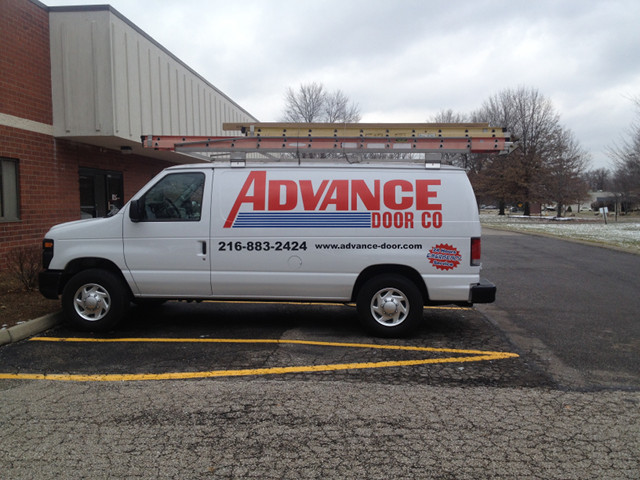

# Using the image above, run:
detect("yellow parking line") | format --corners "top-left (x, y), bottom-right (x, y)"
top-left (1, 338), bottom-right (518, 382)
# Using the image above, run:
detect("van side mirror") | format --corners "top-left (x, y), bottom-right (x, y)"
top-left (129, 199), bottom-right (143, 222)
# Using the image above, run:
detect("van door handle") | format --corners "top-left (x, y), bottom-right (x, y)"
top-left (197, 241), bottom-right (207, 257)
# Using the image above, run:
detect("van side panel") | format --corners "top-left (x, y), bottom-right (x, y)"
top-left (210, 167), bottom-right (481, 302)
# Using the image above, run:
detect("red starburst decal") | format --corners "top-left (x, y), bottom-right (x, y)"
top-left (427, 243), bottom-right (462, 271)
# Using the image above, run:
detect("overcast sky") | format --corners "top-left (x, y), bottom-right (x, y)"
top-left (43, 0), bottom-right (640, 170)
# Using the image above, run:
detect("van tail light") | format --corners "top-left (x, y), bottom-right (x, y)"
top-left (471, 237), bottom-right (481, 266)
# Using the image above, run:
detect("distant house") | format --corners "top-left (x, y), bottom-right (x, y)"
top-left (588, 191), bottom-right (617, 210)
top-left (1, 0), bottom-right (256, 266)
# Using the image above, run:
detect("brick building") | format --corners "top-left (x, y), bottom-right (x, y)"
top-left (0, 0), bottom-right (256, 267)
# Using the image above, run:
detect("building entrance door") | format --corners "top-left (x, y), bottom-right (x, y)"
top-left (79, 168), bottom-right (123, 218)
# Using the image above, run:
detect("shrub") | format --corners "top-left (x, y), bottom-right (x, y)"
top-left (7, 245), bottom-right (41, 291)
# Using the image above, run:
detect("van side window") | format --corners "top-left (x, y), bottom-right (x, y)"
top-left (141, 172), bottom-right (205, 221)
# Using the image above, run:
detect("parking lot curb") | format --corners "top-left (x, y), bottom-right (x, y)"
top-left (0, 312), bottom-right (62, 346)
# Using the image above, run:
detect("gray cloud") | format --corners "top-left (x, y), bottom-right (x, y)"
top-left (44, 0), bottom-right (640, 169)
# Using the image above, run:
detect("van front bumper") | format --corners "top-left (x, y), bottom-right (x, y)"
top-left (470, 279), bottom-right (496, 303)
top-left (39, 270), bottom-right (63, 299)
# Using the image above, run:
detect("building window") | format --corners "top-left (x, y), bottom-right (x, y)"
top-left (79, 168), bottom-right (124, 218)
top-left (0, 158), bottom-right (20, 222)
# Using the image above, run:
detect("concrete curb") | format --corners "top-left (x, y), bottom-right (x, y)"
top-left (0, 311), bottom-right (62, 346)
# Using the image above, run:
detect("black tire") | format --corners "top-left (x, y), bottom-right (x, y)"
top-left (356, 274), bottom-right (424, 337)
top-left (62, 269), bottom-right (130, 332)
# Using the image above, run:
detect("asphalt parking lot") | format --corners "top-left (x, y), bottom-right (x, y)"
top-left (0, 301), bottom-right (542, 387)
top-left (1, 231), bottom-right (639, 478)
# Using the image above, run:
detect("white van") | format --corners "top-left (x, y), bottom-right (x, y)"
top-left (39, 161), bottom-right (495, 336)
top-left (40, 123), bottom-right (508, 336)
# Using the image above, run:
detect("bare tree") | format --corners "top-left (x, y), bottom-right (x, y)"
top-left (583, 168), bottom-right (612, 191)
top-left (431, 109), bottom-right (468, 123)
top-left (541, 128), bottom-right (590, 216)
top-left (608, 95), bottom-right (640, 211)
top-left (282, 82), bottom-right (360, 123)
top-left (469, 152), bottom-right (523, 215)
top-left (324, 89), bottom-right (361, 123)
top-left (283, 82), bottom-right (326, 122)
top-left (474, 86), bottom-right (563, 215)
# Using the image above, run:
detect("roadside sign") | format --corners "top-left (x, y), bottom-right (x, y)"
top-left (599, 206), bottom-right (609, 224)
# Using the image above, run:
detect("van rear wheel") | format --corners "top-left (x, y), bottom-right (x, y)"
top-left (356, 274), bottom-right (423, 337)
top-left (62, 269), bottom-right (129, 332)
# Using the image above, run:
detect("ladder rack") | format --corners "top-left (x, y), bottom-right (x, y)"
top-left (141, 122), bottom-right (513, 165)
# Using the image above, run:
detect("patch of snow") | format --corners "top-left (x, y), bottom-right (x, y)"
top-left (480, 214), bottom-right (640, 252)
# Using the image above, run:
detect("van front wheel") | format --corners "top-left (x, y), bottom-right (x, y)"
top-left (62, 269), bottom-right (129, 332)
top-left (356, 274), bottom-right (423, 337)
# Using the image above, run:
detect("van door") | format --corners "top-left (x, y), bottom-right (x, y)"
top-left (123, 170), bottom-right (212, 297)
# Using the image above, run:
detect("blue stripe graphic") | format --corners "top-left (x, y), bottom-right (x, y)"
top-left (233, 212), bottom-right (371, 228)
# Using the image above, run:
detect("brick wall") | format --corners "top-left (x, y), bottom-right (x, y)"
top-left (1, 127), bottom-right (58, 257)
top-left (0, 0), bottom-right (52, 124)
top-left (1, 0), bottom-right (53, 267)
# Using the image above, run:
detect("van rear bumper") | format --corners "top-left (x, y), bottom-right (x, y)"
top-left (39, 270), bottom-right (63, 299)
top-left (470, 279), bottom-right (496, 303)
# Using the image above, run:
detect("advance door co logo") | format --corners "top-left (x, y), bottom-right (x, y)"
top-left (224, 171), bottom-right (444, 230)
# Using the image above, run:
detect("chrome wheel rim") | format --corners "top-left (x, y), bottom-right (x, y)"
top-left (73, 283), bottom-right (111, 321)
top-left (370, 287), bottom-right (409, 327)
